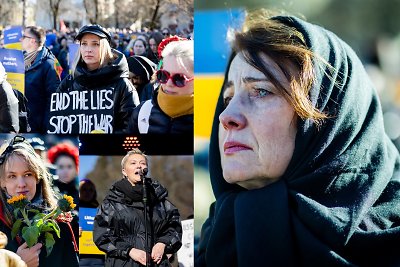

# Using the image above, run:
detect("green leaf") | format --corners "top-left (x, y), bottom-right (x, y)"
top-left (44, 232), bottom-right (55, 256)
top-left (11, 219), bottom-right (22, 239)
top-left (35, 218), bottom-right (44, 228)
top-left (33, 213), bottom-right (45, 221)
top-left (50, 219), bottom-right (60, 238)
top-left (13, 208), bottom-right (20, 218)
top-left (40, 222), bottom-right (54, 232)
top-left (22, 225), bottom-right (40, 247)
top-left (27, 209), bottom-right (40, 214)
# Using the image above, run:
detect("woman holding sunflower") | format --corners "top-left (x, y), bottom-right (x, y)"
top-left (0, 136), bottom-right (78, 267)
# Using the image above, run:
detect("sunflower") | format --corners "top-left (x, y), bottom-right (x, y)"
top-left (7, 194), bottom-right (28, 208)
top-left (58, 195), bottom-right (76, 211)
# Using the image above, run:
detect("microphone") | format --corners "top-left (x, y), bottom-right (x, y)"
top-left (141, 168), bottom-right (148, 177)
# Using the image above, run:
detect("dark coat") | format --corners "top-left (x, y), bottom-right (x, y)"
top-left (0, 203), bottom-right (78, 267)
top-left (128, 88), bottom-right (193, 134)
top-left (55, 49), bottom-right (139, 134)
top-left (196, 16), bottom-right (400, 267)
top-left (25, 46), bottom-right (60, 133)
top-left (93, 178), bottom-right (182, 267)
top-left (57, 48), bottom-right (69, 80)
top-left (0, 78), bottom-right (19, 133)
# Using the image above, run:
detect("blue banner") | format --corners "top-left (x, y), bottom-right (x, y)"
top-left (79, 207), bottom-right (97, 231)
top-left (0, 48), bottom-right (25, 93)
top-left (194, 9), bottom-right (244, 74)
top-left (69, 43), bottom-right (79, 68)
top-left (0, 49), bottom-right (24, 74)
top-left (4, 26), bottom-right (22, 45)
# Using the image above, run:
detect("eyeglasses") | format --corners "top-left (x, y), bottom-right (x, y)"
top-left (156, 69), bottom-right (194, 88)
top-left (0, 136), bottom-right (26, 165)
top-left (162, 32), bottom-right (169, 36)
top-left (22, 35), bottom-right (35, 40)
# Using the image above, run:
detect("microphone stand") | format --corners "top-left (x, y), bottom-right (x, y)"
top-left (140, 169), bottom-right (150, 267)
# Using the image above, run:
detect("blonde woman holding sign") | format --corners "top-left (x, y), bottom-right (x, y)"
top-left (47, 24), bottom-right (140, 134)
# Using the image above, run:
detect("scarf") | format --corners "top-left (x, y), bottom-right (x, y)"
top-left (24, 49), bottom-right (40, 70)
top-left (113, 178), bottom-right (156, 204)
top-left (157, 88), bottom-right (194, 118)
top-left (197, 15), bottom-right (400, 267)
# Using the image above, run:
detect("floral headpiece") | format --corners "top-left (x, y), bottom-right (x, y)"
top-left (157, 35), bottom-right (189, 69)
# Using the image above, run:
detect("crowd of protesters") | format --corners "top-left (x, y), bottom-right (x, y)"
top-left (0, 23), bottom-right (194, 134)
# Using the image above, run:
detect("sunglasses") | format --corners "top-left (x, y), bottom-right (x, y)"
top-left (0, 136), bottom-right (26, 165)
top-left (156, 69), bottom-right (194, 88)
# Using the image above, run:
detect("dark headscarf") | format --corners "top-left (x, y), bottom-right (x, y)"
top-left (197, 16), bottom-right (400, 267)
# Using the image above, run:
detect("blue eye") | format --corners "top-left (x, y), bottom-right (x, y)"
top-left (254, 88), bottom-right (270, 98)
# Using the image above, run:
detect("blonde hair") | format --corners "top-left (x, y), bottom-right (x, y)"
top-left (71, 37), bottom-right (116, 77)
top-left (161, 40), bottom-right (194, 72)
top-left (0, 143), bottom-right (57, 225)
top-left (121, 148), bottom-right (148, 171)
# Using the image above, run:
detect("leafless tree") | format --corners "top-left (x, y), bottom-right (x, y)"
top-left (0, 0), bottom-right (20, 26)
top-left (49, 0), bottom-right (63, 29)
top-left (83, 0), bottom-right (100, 24)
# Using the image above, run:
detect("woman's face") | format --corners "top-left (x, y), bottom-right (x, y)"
top-left (1, 155), bottom-right (37, 201)
top-left (218, 53), bottom-right (297, 190)
top-left (55, 155), bottom-right (77, 184)
top-left (122, 154), bottom-right (147, 185)
top-left (133, 40), bottom-right (146, 56)
top-left (80, 33), bottom-right (101, 71)
top-left (161, 55), bottom-right (194, 96)
top-left (149, 38), bottom-right (157, 53)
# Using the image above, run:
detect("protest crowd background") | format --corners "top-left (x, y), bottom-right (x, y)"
top-left (0, 0), bottom-right (194, 134)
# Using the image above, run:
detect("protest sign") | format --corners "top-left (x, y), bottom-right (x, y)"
top-left (178, 219), bottom-right (194, 267)
top-left (79, 207), bottom-right (104, 255)
top-left (68, 43), bottom-right (79, 69)
top-left (3, 26), bottom-right (23, 50)
top-left (0, 48), bottom-right (25, 93)
top-left (47, 88), bottom-right (115, 134)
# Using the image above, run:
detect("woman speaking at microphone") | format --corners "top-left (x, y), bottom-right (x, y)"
top-left (93, 148), bottom-right (182, 267)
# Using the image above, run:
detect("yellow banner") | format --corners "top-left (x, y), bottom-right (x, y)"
top-left (194, 75), bottom-right (224, 138)
top-left (6, 72), bottom-right (24, 94)
top-left (79, 231), bottom-right (105, 255)
top-left (4, 43), bottom-right (22, 50)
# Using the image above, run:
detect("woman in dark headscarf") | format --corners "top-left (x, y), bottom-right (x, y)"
top-left (196, 10), bottom-right (400, 267)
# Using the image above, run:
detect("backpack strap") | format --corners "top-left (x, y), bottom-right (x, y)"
top-left (138, 100), bottom-right (153, 134)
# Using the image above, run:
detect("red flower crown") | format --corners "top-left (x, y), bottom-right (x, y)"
top-left (157, 35), bottom-right (189, 59)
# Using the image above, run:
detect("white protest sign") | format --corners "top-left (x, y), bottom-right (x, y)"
top-left (178, 219), bottom-right (194, 267)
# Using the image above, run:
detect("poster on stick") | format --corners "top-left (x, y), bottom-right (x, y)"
top-left (0, 48), bottom-right (25, 93)
top-left (47, 88), bottom-right (115, 134)
top-left (3, 26), bottom-right (23, 50)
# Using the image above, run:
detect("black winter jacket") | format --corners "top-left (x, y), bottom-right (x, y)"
top-left (25, 46), bottom-right (60, 133)
top-left (128, 88), bottom-right (193, 134)
top-left (53, 49), bottom-right (139, 134)
top-left (0, 79), bottom-right (19, 133)
top-left (93, 178), bottom-right (182, 267)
